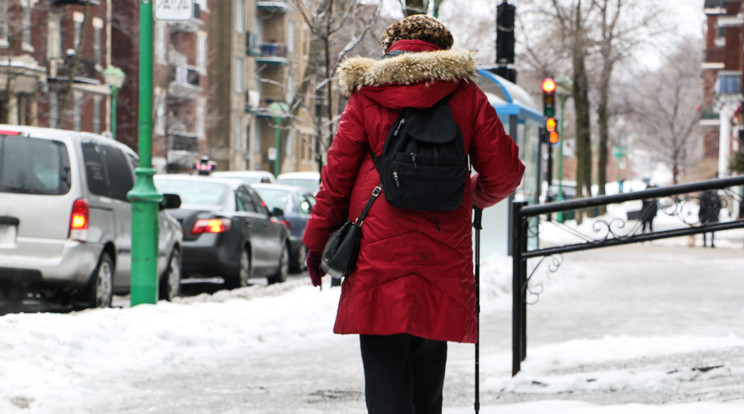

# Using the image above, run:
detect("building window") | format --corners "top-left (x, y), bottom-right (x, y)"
top-left (234, 0), bottom-right (244, 34)
top-left (49, 92), bottom-right (58, 128)
top-left (155, 88), bottom-right (165, 134)
top-left (234, 116), bottom-right (242, 151)
top-left (47, 13), bottom-right (62, 60)
top-left (287, 21), bottom-right (295, 54)
top-left (21, 1), bottom-right (32, 51)
top-left (93, 18), bottom-right (103, 67)
top-left (0, 0), bottom-right (8, 46)
top-left (73, 12), bottom-right (84, 50)
top-left (197, 31), bottom-right (207, 73)
top-left (93, 96), bottom-right (102, 134)
top-left (197, 98), bottom-right (205, 139)
top-left (156, 22), bottom-right (166, 64)
top-left (73, 93), bottom-right (82, 132)
top-left (234, 58), bottom-right (243, 93)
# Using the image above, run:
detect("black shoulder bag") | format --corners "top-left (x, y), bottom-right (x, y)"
top-left (321, 184), bottom-right (382, 278)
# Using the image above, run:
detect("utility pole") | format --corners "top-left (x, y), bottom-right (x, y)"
top-left (129, 0), bottom-right (161, 306)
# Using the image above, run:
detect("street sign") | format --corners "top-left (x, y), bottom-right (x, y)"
top-left (613, 145), bottom-right (626, 158)
top-left (154, 0), bottom-right (193, 21)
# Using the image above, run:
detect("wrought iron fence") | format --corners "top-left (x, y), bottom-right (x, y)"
top-left (510, 176), bottom-right (744, 376)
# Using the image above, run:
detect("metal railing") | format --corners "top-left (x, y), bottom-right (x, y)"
top-left (511, 176), bottom-right (744, 375)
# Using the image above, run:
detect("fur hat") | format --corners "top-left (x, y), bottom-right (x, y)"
top-left (380, 15), bottom-right (454, 53)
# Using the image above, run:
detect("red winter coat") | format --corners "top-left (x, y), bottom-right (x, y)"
top-left (302, 40), bottom-right (525, 344)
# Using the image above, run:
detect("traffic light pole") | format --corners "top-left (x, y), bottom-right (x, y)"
top-left (129, 1), bottom-right (161, 306)
top-left (556, 93), bottom-right (568, 222)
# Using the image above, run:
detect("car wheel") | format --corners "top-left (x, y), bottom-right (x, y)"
top-left (226, 248), bottom-right (251, 289)
top-left (267, 244), bottom-right (290, 285)
top-left (159, 249), bottom-right (182, 301)
top-left (87, 252), bottom-right (114, 308)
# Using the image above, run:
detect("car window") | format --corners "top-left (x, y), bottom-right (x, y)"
top-left (154, 179), bottom-right (228, 207)
top-left (0, 135), bottom-right (71, 195)
top-left (236, 187), bottom-right (258, 213)
top-left (276, 178), bottom-right (319, 194)
top-left (299, 193), bottom-right (314, 215)
top-left (254, 188), bottom-right (288, 211)
top-left (248, 187), bottom-right (271, 215)
top-left (102, 146), bottom-right (134, 201)
top-left (82, 142), bottom-right (111, 197)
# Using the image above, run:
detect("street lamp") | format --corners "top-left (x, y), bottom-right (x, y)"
top-left (268, 101), bottom-right (289, 177)
top-left (102, 66), bottom-right (126, 141)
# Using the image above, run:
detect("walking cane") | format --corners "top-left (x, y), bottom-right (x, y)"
top-left (473, 207), bottom-right (483, 414)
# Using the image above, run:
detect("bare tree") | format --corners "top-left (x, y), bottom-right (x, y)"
top-left (631, 37), bottom-right (702, 184)
top-left (592, 0), bottom-right (667, 196)
top-left (292, 0), bottom-right (381, 152)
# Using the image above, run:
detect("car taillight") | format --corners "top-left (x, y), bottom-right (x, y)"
top-left (69, 198), bottom-right (89, 240)
top-left (191, 218), bottom-right (231, 235)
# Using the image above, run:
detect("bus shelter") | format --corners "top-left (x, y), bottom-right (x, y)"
top-left (474, 68), bottom-right (545, 256)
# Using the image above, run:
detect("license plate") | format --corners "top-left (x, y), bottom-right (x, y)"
top-left (0, 224), bottom-right (17, 248)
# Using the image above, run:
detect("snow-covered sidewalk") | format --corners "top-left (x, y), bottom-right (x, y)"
top-left (1, 238), bottom-right (743, 413)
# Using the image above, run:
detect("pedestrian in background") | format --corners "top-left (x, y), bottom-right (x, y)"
top-left (698, 189), bottom-right (721, 248)
top-left (302, 14), bottom-right (524, 414)
top-left (640, 185), bottom-right (658, 233)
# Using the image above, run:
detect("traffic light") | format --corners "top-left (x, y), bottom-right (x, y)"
top-left (542, 78), bottom-right (556, 117)
top-left (546, 116), bottom-right (559, 144)
top-left (496, 2), bottom-right (516, 65)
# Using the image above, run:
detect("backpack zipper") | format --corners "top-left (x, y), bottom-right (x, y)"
top-left (394, 118), bottom-right (405, 136)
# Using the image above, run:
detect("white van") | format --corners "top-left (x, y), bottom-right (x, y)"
top-left (0, 125), bottom-right (183, 310)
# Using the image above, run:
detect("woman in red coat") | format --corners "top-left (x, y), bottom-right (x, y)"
top-left (303, 15), bottom-right (525, 413)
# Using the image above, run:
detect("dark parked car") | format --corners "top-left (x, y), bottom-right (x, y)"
top-left (153, 174), bottom-right (290, 286)
top-left (250, 183), bottom-right (316, 272)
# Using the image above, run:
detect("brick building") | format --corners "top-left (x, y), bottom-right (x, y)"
top-left (702, 0), bottom-right (744, 179)
top-left (0, 0), bottom-right (112, 134)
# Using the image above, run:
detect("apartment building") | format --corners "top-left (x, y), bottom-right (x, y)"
top-left (111, 0), bottom-right (210, 171)
top-left (208, 0), bottom-right (313, 173)
top-left (1, 0), bottom-right (313, 174)
top-left (0, 0), bottom-right (112, 134)
top-left (702, 0), bottom-right (744, 179)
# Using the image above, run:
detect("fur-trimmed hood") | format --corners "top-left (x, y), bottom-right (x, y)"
top-left (336, 47), bottom-right (477, 98)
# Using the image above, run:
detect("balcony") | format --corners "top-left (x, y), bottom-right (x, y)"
top-left (715, 72), bottom-right (741, 97)
top-left (258, 0), bottom-right (291, 13)
top-left (256, 43), bottom-right (289, 66)
top-left (168, 65), bottom-right (201, 99)
top-left (54, 56), bottom-right (100, 84)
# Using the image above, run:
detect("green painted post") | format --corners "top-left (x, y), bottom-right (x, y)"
top-left (128, 0), bottom-right (161, 306)
top-left (268, 102), bottom-right (288, 177)
top-left (274, 120), bottom-right (281, 177)
top-left (110, 86), bottom-right (118, 140)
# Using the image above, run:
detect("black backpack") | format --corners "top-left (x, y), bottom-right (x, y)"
top-left (370, 95), bottom-right (468, 212)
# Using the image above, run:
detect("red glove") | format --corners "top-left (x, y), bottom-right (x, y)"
top-left (306, 250), bottom-right (325, 287)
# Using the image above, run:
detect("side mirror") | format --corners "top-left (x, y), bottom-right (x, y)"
top-left (270, 207), bottom-right (284, 217)
top-left (160, 193), bottom-right (181, 210)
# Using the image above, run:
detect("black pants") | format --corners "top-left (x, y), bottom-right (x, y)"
top-left (359, 334), bottom-right (447, 414)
